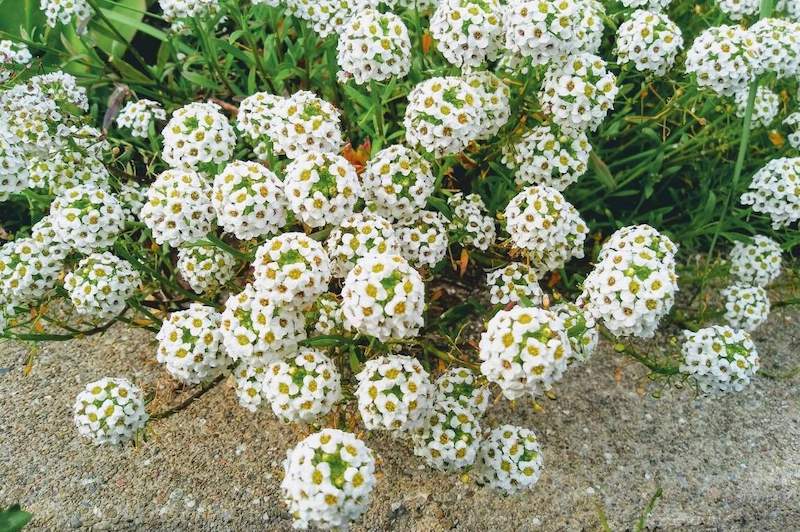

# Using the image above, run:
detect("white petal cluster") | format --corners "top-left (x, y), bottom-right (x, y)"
top-left (785, 112), bottom-right (800, 149)
top-left (0, 134), bottom-right (28, 201)
top-left (263, 349), bottom-right (342, 423)
top-left (176, 244), bottom-right (237, 295)
top-left (465, 71), bottom-right (510, 140)
top-left (162, 102), bottom-right (235, 171)
top-left (504, 0), bottom-right (586, 66)
top-left (140, 169), bottom-right (215, 247)
top-left (362, 145), bottom-right (435, 221)
top-left (685, 25), bottom-right (762, 97)
top-left (750, 18), bottom-right (800, 80)
top-left (596, 223), bottom-right (678, 265)
top-left (281, 429), bottom-right (376, 530)
top-left (0, 40), bottom-right (31, 82)
top-left (551, 302), bottom-right (598, 363)
top-left (341, 254), bottom-right (425, 341)
top-left (116, 99), bottom-right (166, 138)
top-left (0, 237), bottom-right (64, 307)
top-left (42, 0), bottom-right (92, 29)
top-left (539, 53), bottom-right (619, 132)
top-left (285, 152), bottom-right (361, 228)
top-left (615, 10), bottom-right (684, 77)
top-left (740, 157), bottom-right (800, 229)
top-left (396, 210), bottom-right (450, 269)
top-left (476, 424), bottom-right (543, 495)
top-left (212, 160), bottom-right (288, 240)
top-left (156, 303), bottom-right (230, 384)
top-left (504, 185), bottom-right (588, 277)
top-left (434, 367), bottom-right (490, 417)
top-left (620, 0), bottom-right (672, 9)
top-left (50, 186), bottom-right (125, 251)
top-left (680, 325), bottom-right (759, 395)
top-left (73, 377), bottom-right (148, 445)
top-left (253, 232), bottom-right (332, 307)
top-left (159, 0), bottom-right (220, 29)
top-left (326, 213), bottom-right (399, 278)
top-left (270, 91), bottom-right (345, 159)
top-left (355, 354), bottom-right (434, 432)
top-left (290, 0), bottom-right (380, 39)
top-left (486, 262), bottom-right (544, 306)
top-left (234, 362), bottom-right (269, 412)
top-left (431, 0), bottom-right (504, 70)
top-left (721, 284), bottom-right (770, 332)
top-left (64, 252), bottom-right (141, 320)
top-left (27, 147), bottom-right (110, 195)
top-left (309, 292), bottom-right (345, 335)
top-left (502, 123), bottom-right (591, 190)
top-left (735, 86), bottom-right (779, 128)
top-left (412, 399), bottom-right (481, 471)
top-left (717, 0), bottom-right (759, 21)
top-left (118, 181), bottom-right (146, 219)
top-left (404, 76), bottom-right (483, 157)
top-left (447, 192), bottom-right (495, 251)
top-left (729, 236), bottom-right (782, 287)
top-left (236, 92), bottom-right (286, 159)
top-left (30, 215), bottom-right (71, 260)
top-left (337, 9), bottom-right (412, 84)
top-left (576, 0), bottom-right (605, 54)
top-left (478, 306), bottom-right (571, 400)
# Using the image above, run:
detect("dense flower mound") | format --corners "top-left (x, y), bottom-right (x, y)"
top-left (30, 216), bottom-right (70, 259)
top-left (740, 157), bottom-right (800, 229)
top-left (615, 10), bottom-right (684, 76)
top-left (309, 292), bottom-right (345, 335)
top-left (355, 354), bottom-right (434, 432)
top-left (395, 210), bottom-right (450, 269)
top-left (717, 0), bottom-right (759, 21)
top-left (162, 102), bottom-right (235, 171)
top-left (341, 253), bottom-right (425, 341)
top-left (271, 91), bottom-right (345, 159)
top-left (680, 325), bottom-right (760, 395)
top-left (785, 112), bottom-right (800, 149)
top-left (431, 0), bottom-right (504, 70)
top-left (0, 40), bottom-right (31, 82)
top-left (729, 236), bottom-right (782, 287)
top-left (116, 99), bottom-right (166, 138)
top-left (504, 185), bottom-right (588, 277)
top-left (596, 224), bottom-right (678, 265)
top-left (620, 0), bottom-right (672, 9)
top-left (176, 245), bottom-right (237, 295)
top-left (479, 306), bottom-right (571, 400)
top-left (336, 9), bottom-right (411, 84)
top-left (501, 123), bottom-right (592, 190)
top-left (721, 283), bottom-right (770, 332)
top-left (236, 92), bottom-right (286, 159)
top-left (64, 252), bottom-right (141, 320)
top-left (735, 86), bottom-right (780, 128)
top-left (50, 186), bottom-right (125, 251)
top-left (234, 362), bottom-right (269, 412)
top-left (0, 134), bottom-right (28, 201)
top-left (281, 429), bottom-right (376, 530)
top-left (465, 71), bottom-right (510, 140)
top-left (253, 232), bottom-right (331, 307)
top-left (212, 160), bottom-right (288, 240)
top-left (118, 181), bottom-right (146, 219)
top-left (685, 25), bottom-right (762, 97)
top-left (362, 145), bottom-right (435, 221)
top-left (263, 349), bottom-right (342, 423)
top-left (447, 192), bottom-right (496, 251)
top-left (404, 76), bottom-right (482, 157)
top-left (27, 146), bottom-right (110, 195)
top-left (434, 367), bottom-right (491, 416)
top-left (412, 399), bottom-right (481, 471)
top-left (326, 212), bottom-right (399, 278)
top-left (486, 262), bottom-right (544, 306)
top-left (0, 237), bottom-right (64, 307)
top-left (140, 169), bottom-right (216, 247)
top-left (73, 377), bottom-right (148, 445)
top-left (42, 0), bottom-right (92, 30)
top-left (290, 0), bottom-right (379, 39)
top-left (476, 424), bottom-right (543, 495)
top-left (552, 302), bottom-right (598, 363)
top-left (504, 0), bottom-right (586, 66)
top-left (159, 0), bottom-right (220, 30)
top-left (750, 18), bottom-right (800, 80)
top-left (576, 0), bottom-right (605, 54)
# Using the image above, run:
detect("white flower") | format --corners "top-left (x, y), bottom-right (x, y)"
top-left (30, 215), bottom-right (71, 260)
top-left (486, 262), bottom-right (544, 306)
top-left (0, 40), bottom-right (32, 82)
top-left (729, 235), bottom-right (782, 287)
top-left (159, 0), bottom-right (220, 30)
top-left (308, 292), bottom-right (346, 336)
top-left (464, 71), bottom-right (510, 140)
top-left (620, 0), bottom-right (672, 9)
top-left (162, 102), bottom-right (235, 171)
top-left (615, 10), bottom-right (684, 77)
top-left (281, 429), bottom-right (376, 530)
top-left (118, 180), bottom-right (146, 220)
top-left (447, 192), bottom-right (495, 251)
top-left (721, 284), bottom-right (770, 332)
top-left (717, 0), bottom-right (759, 20)
top-left (233, 362), bottom-right (269, 412)
top-left (412, 399), bottom-right (481, 471)
top-left (290, 0), bottom-right (381, 39)
top-left (362, 145), bottom-right (435, 221)
top-left (476, 424), bottom-right (543, 495)
top-left (326, 213), bottom-right (399, 278)
top-left (271, 91), bottom-right (345, 159)
top-left (504, 0), bottom-right (587, 66)
top-left (42, 0), bottom-right (92, 30)
top-left (750, 18), bottom-right (800, 80)
top-left (337, 9), bottom-right (412, 84)
top-left (735, 86), bottom-right (780, 128)
top-left (176, 244), bottom-right (237, 295)
top-left (434, 367), bottom-right (491, 417)
top-left (116, 99), bottom-right (166, 138)
top-left (0, 237), bottom-right (64, 308)
top-left (50, 186), bottom-right (125, 251)
top-left (0, 133), bottom-right (28, 201)
top-left (73, 377), bottom-right (148, 445)
top-left (64, 252), bottom-right (141, 320)
top-left (284, 152), bottom-right (361, 228)
top-left (236, 92), bottom-right (287, 160)
top-left (785, 112), bottom-right (800, 149)
top-left (396, 210), bottom-right (450, 269)
top-left (685, 25), bottom-right (762, 97)
top-left (740, 157), bottom-right (800, 229)
top-left (263, 349), bottom-right (342, 423)
top-left (432, 0), bottom-right (504, 70)
top-left (576, 0), bottom-right (606, 54)
top-left (479, 306), bottom-right (571, 400)
top-left (680, 325), bottom-right (759, 395)
top-left (27, 145), bottom-right (110, 195)
top-left (551, 302), bottom-right (598, 363)
top-left (596, 223), bottom-right (678, 265)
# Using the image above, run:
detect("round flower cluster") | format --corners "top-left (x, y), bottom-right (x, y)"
top-left (552, 302), bottom-right (598, 363)
top-left (362, 145), bottom-right (435, 221)
top-left (116, 99), bottom-right (166, 138)
top-left (64, 252), bottom-right (141, 320)
top-left (721, 284), bottom-right (770, 332)
top-left (341, 254), bottom-right (425, 341)
top-left (434, 367), bottom-right (491, 417)
top-left (156, 304), bottom-right (229, 384)
top-left (212, 160), bottom-right (288, 240)
top-left (504, 185), bottom-right (588, 277)
top-left (41, 0), bottom-right (92, 30)
top-left (486, 263), bottom-right (544, 306)
top-left (750, 18), bottom-right (800, 80)
top-left (539, 53), bottom-right (619, 133)
top-left (253, 232), bottom-right (331, 307)
top-left (309, 292), bottom-right (345, 335)
top-left (234, 362), bottom-right (269, 412)
top-left (478, 306), bottom-right (571, 400)
top-left (73, 377), bottom-right (148, 445)
top-left (118, 181), bottom-right (146, 219)
top-left (431, 0), bottom-right (504, 70)
top-left (395, 210), bottom-right (450, 269)
top-left (680, 325), bottom-right (760, 395)
top-left (0, 40), bottom-right (32, 82)
top-left (326, 213), bottom-right (399, 278)
top-left (221, 284), bottom-right (307, 365)
top-left (176, 245), bottom-right (237, 295)
top-left (576, 0), bottom-right (605, 54)
top-left (447, 192), bottom-right (496, 251)
top-left (31, 216), bottom-right (71, 260)
top-left (740, 157), bottom-right (800, 229)
top-left (162, 102), bottom-right (235, 171)
top-left (685, 25), bottom-right (762, 97)
top-left (271, 91), bottom-right (345, 159)
top-left (476, 424), bottom-right (543, 495)
top-left (620, 0), bottom-right (672, 9)
top-left (504, 0), bottom-right (585, 66)
top-left (615, 10), bottom-right (684, 76)
top-left (784, 112), bottom-right (800, 149)
top-left (236, 92), bottom-right (285, 159)
top-left (596, 224), bottom-right (678, 265)
top-left (404, 76), bottom-right (482, 157)
top-left (735, 86), bottom-right (779, 128)
top-left (281, 429), bottom-right (376, 530)
top-left (465, 71), bottom-right (510, 140)
top-left (501, 123), bottom-right (592, 190)
top-left (263, 349), bottom-right (342, 423)
top-left (140, 169), bottom-right (216, 247)
top-left (0, 237), bottom-right (63, 307)
top-left (290, 0), bottom-right (378, 39)
top-left (284, 152), bottom-right (361, 228)
top-left (27, 143), bottom-right (110, 194)
top-left (355, 354), bottom-right (434, 432)
top-left (159, 0), bottom-right (220, 30)
top-left (336, 9), bottom-right (411, 84)
top-left (50, 186), bottom-right (125, 251)
top-left (729, 236), bottom-right (782, 287)
top-left (412, 399), bottom-right (481, 471)
top-left (717, 0), bottom-right (759, 21)
top-left (0, 134), bottom-right (28, 201)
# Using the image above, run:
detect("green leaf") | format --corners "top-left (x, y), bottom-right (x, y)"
top-left (0, 0), bottom-right (43, 36)
top-left (589, 152), bottom-right (616, 190)
top-left (0, 504), bottom-right (33, 532)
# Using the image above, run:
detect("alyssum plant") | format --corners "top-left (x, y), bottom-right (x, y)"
top-left (1, 0), bottom-right (799, 528)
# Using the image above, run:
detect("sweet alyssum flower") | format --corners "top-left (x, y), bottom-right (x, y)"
top-left (234, 362), bottom-right (269, 412)
top-left (680, 325), bottom-right (760, 395)
top-left (50, 185), bottom-right (125, 251)
top-left (64, 252), bottom-right (141, 320)
top-left (263, 349), bottom-right (342, 423)
top-left (41, 0), bottom-right (92, 31)
top-left (162, 101), bottom-right (236, 171)
top-left (476, 424), bottom-right (543, 495)
top-left (118, 180), bottom-right (146, 219)
top-left (685, 25), bottom-right (762, 97)
top-left (73, 377), bottom-right (148, 445)
top-left (159, 0), bottom-right (220, 30)
top-left (116, 99), bottom-right (166, 138)
top-left (0, 237), bottom-right (64, 308)
top-left (552, 302), bottom-right (599, 363)
top-left (236, 91), bottom-right (286, 159)
top-left (326, 212), bottom-right (399, 278)
top-left (615, 10), bottom-right (684, 77)
top-left (336, 9), bottom-right (411, 84)
top-left (465, 71), bottom-right (510, 140)
top-left (290, 0), bottom-right (380, 39)
top-left (447, 192), bottom-right (496, 251)
top-left (750, 18), bottom-right (800, 80)
top-left (721, 283), bottom-right (770, 332)
top-left (307, 292), bottom-right (345, 336)
top-left (619, 0), bottom-right (672, 10)
top-left (729, 235), bottom-right (782, 287)
top-left (717, 0), bottom-right (759, 21)
top-left (0, 40), bottom-right (32, 82)
top-left (784, 112), bottom-right (800, 149)
top-left (486, 262), bottom-right (545, 306)
top-left (0, 132), bottom-right (28, 201)
top-left (176, 244), bottom-right (238, 295)
top-left (431, 0), bottom-right (504, 70)
top-left (395, 210), bottom-right (450, 269)
top-left (735, 86), bottom-right (779, 128)
top-left (434, 367), bottom-right (491, 417)
top-left (504, 0), bottom-right (586, 66)
top-left (412, 399), bottom-right (482, 471)
top-left (271, 90), bottom-right (345, 159)
top-left (362, 145), bottom-right (435, 222)
top-left (740, 157), bottom-right (800, 229)
top-left (576, 0), bottom-right (606, 54)
top-left (27, 144), bottom-right (110, 195)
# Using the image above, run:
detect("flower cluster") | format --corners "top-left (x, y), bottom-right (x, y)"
top-left (42, 0), bottom-right (92, 30)
top-left (685, 25), bottom-right (761, 97)
top-left (64, 252), bottom-right (141, 320)
top-left (552, 302), bottom-right (598, 363)
top-left (309, 293), bottom-right (345, 336)
top-left (50, 186), bottom-right (125, 251)
top-left (162, 102), bottom-right (235, 171)
top-left (284, 152), bottom-right (361, 228)
top-left (73, 377), bottom-right (148, 445)
top-left (729, 236), bottom-right (782, 287)
top-left (0, 133), bottom-right (28, 201)
top-left (116, 99), bottom-right (166, 138)
top-left (0, 40), bottom-right (31, 82)
top-left (119, 180), bottom-right (147, 218)
top-left (289, 0), bottom-right (378, 39)
top-left (735, 86), bottom-right (779, 128)
top-left (27, 145), bottom-right (110, 195)
top-left (721, 284), bottom-right (770, 332)
top-left (326, 213), bottom-right (399, 278)
top-left (740, 157), bottom-right (800, 229)
top-left (253, 232), bottom-right (331, 307)
top-left (447, 192), bottom-right (496, 251)
top-left (234, 362), bottom-right (269, 412)
top-left (465, 71), bottom-right (510, 140)
top-left (785, 112), bottom-right (800, 149)
top-left (236, 92), bottom-right (286, 159)
top-left (431, 0), bottom-right (504, 70)
top-left (156, 304), bottom-right (229, 384)
top-left (362, 145), bottom-right (435, 221)
top-left (159, 0), bottom-right (220, 30)
top-left (176, 245), bottom-right (238, 295)
top-left (412, 399), bottom-right (481, 471)
top-left (486, 262), bottom-right (544, 306)
top-left (750, 18), bottom-right (800, 80)
top-left (395, 210), bottom-right (450, 269)
top-left (434, 367), bottom-right (491, 416)
top-left (0, 237), bottom-right (63, 308)
top-left (337, 9), bottom-right (411, 84)
top-left (615, 10), bottom-right (684, 76)
top-left (476, 424), bottom-right (543, 495)
top-left (717, 0), bottom-right (759, 21)
top-left (271, 91), bottom-right (345, 159)
top-left (263, 349), bottom-right (342, 423)
top-left (504, 0), bottom-right (586, 66)
top-left (680, 325), bottom-right (759, 395)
